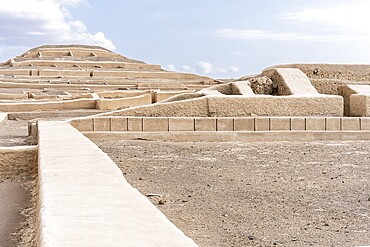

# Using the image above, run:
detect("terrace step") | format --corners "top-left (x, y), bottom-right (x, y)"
top-left (0, 68), bottom-right (211, 80)
top-left (10, 60), bottom-right (161, 70)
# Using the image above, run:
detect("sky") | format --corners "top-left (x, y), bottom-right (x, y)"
top-left (1, 0), bottom-right (370, 78)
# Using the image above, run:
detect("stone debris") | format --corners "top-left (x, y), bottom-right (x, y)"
top-left (247, 76), bottom-right (277, 95)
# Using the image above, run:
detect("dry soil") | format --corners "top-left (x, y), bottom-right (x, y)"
top-left (0, 175), bottom-right (37, 247)
top-left (0, 181), bottom-right (30, 247)
top-left (94, 139), bottom-right (370, 247)
top-left (0, 120), bottom-right (37, 247)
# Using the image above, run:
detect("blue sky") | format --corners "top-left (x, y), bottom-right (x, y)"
top-left (0, 0), bottom-right (370, 78)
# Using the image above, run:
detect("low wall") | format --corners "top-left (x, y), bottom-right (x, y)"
top-left (108, 97), bottom-right (209, 117)
top-left (0, 68), bottom-right (31, 76)
top-left (12, 60), bottom-right (161, 70)
top-left (263, 68), bottom-right (319, 95)
top-left (86, 131), bottom-right (370, 143)
top-left (92, 70), bottom-right (208, 80)
top-left (37, 121), bottom-right (197, 246)
top-left (271, 64), bottom-right (370, 82)
top-left (204, 84), bottom-right (233, 95)
top-left (33, 49), bottom-right (122, 59)
top-left (160, 92), bottom-right (204, 103)
top-left (71, 116), bottom-right (369, 132)
top-left (7, 110), bottom-right (103, 121)
top-left (97, 90), bottom-right (148, 98)
top-left (230, 81), bottom-right (254, 95)
top-left (310, 79), bottom-right (370, 95)
top-left (0, 98), bottom-right (96, 112)
top-left (0, 93), bottom-right (28, 100)
top-left (96, 94), bottom-right (152, 110)
top-left (350, 94), bottom-right (370, 117)
top-left (0, 146), bottom-right (38, 180)
top-left (103, 95), bottom-right (343, 117)
top-left (155, 91), bottom-right (194, 102)
top-left (207, 95), bottom-right (343, 116)
top-left (338, 85), bottom-right (370, 116)
top-left (29, 94), bottom-right (58, 100)
top-left (38, 69), bottom-right (91, 77)
top-left (0, 82), bottom-right (128, 91)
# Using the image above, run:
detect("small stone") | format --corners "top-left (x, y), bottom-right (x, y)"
top-left (158, 199), bottom-right (166, 205)
top-left (248, 235), bottom-right (254, 240)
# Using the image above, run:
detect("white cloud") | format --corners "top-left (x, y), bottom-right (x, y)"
top-left (227, 66), bottom-right (239, 73)
top-left (196, 61), bottom-right (214, 74)
top-left (164, 64), bottom-right (176, 71)
top-left (0, 0), bottom-right (115, 60)
top-left (195, 61), bottom-right (240, 74)
top-left (166, 61), bottom-right (239, 75)
top-left (281, 1), bottom-right (370, 32)
top-left (54, 0), bottom-right (87, 6)
top-left (215, 1), bottom-right (370, 44)
top-left (181, 65), bottom-right (195, 73)
top-left (215, 28), bottom-right (355, 42)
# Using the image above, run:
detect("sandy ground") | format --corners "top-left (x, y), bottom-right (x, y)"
top-left (12, 176), bottom-right (38, 247)
top-left (0, 172), bottom-right (38, 247)
top-left (0, 174), bottom-right (37, 247)
top-left (0, 120), bottom-right (37, 247)
top-left (0, 181), bottom-right (30, 247)
top-left (94, 139), bottom-right (370, 247)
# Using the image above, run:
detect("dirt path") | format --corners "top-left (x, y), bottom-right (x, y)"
top-left (94, 139), bottom-right (370, 247)
top-left (0, 181), bottom-right (30, 247)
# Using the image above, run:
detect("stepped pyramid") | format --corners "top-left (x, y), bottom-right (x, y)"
top-left (0, 45), bottom-right (216, 91)
top-left (0, 45), bottom-right (218, 112)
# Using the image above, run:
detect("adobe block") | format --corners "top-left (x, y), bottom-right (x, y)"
top-left (93, 117), bottom-right (110, 131)
top-left (127, 117), bottom-right (143, 132)
top-left (255, 118), bottom-right (269, 131)
top-left (217, 118), bottom-right (234, 131)
top-left (195, 118), bottom-right (216, 131)
top-left (269, 117), bottom-right (290, 131)
top-left (325, 117), bottom-right (341, 131)
top-left (143, 117), bottom-right (168, 132)
top-left (341, 117), bottom-right (360, 131)
top-left (234, 118), bottom-right (254, 131)
top-left (361, 118), bottom-right (370, 130)
top-left (110, 117), bottom-right (128, 131)
top-left (290, 117), bottom-right (305, 131)
top-left (169, 118), bottom-right (194, 131)
top-left (71, 118), bottom-right (93, 131)
top-left (306, 118), bottom-right (325, 131)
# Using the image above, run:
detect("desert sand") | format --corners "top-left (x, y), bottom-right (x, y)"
top-left (94, 139), bottom-right (370, 247)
